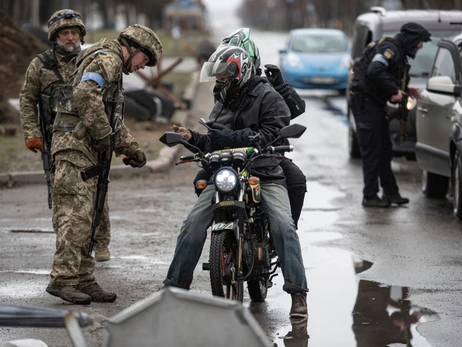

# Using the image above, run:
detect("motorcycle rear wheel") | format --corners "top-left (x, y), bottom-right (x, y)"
top-left (209, 230), bottom-right (244, 302)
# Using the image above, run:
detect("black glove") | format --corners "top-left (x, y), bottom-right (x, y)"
top-left (92, 134), bottom-right (111, 152)
top-left (264, 64), bottom-right (291, 99)
top-left (274, 83), bottom-right (291, 99)
top-left (210, 128), bottom-right (235, 149)
top-left (123, 149), bottom-right (147, 168)
top-left (264, 64), bottom-right (284, 86)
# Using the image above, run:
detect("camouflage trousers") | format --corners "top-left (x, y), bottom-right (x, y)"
top-left (50, 151), bottom-right (110, 286)
top-left (51, 170), bottom-right (110, 250)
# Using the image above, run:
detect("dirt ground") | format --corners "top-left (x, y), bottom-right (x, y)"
top-left (0, 118), bottom-right (174, 173)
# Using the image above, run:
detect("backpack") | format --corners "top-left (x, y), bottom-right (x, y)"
top-left (351, 37), bottom-right (393, 92)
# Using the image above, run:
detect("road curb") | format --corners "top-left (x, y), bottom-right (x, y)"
top-left (0, 71), bottom-right (201, 184)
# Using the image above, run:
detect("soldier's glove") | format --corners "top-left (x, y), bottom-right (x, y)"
top-left (210, 128), bottom-right (235, 149)
top-left (123, 149), bottom-right (146, 168)
top-left (92, 134), bottom-right (111, 152)
top-left (26, 137), bottom-right (45, 153)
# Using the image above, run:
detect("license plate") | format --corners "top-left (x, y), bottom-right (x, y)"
top-left (310, 77), bottom-right (335, 84)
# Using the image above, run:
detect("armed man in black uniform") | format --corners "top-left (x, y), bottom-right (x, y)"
top-left (350, 22), bottom-right (431, 208)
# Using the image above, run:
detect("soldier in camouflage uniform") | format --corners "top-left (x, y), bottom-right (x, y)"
top-left (19, 9), bottom-right (112, 263)
top-left (46, 24), bottom-right (162, 305)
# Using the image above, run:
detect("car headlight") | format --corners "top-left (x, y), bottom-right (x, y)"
top-left (287, 53), bottom-right (303, 68)
top-left (407, 97), bottom-right (417, 111)
top-left (340, 54), bottom-right (351, 69)
top-left (215, 168), bottom-right (238, 193)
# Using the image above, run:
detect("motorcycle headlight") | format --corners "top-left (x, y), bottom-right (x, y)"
top-left (407, 97), bottom-right (417, 111)
top-left (215, 168), bottom-right (238, 193)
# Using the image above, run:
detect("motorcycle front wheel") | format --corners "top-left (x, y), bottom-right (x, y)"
top-left (247, 278), bottom-right (268, 302)
top-left (209, 230), bottom-right (244, 302)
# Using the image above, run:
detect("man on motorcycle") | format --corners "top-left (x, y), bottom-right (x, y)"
top-left (192, 28), bottom-right (307, 229)
top-left (163, 46), bottom-right (308, 318)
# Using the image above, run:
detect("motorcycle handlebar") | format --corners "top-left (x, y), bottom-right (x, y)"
top-left (265, 145), bottom-right (293, 154)
top-left (179, 155), bottom-right (196, 161)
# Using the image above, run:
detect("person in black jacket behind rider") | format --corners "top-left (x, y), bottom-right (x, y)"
top-left (163, 45), bottom-right (309, 318)
top-left (350, 22), bottom-right (431, 208)
top-left (192, 28), bottom-right (307, 228)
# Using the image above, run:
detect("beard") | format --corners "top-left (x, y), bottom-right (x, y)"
top-left (57, 40), bottom-right (81, 53)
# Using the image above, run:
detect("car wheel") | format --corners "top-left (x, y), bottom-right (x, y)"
top-left (348, 109), bottom-right (361, 158)
top-left (452, 150), bottom-right (462, 220)
top-left (421, 170), bottom-right (449, 198)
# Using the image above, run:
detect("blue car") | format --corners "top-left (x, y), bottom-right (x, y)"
top-left (279, 28), bottom-right (350, 92)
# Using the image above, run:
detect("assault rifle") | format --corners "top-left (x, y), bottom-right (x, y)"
top-left (398, 92), bottom-right (409, 146)
top-left (398, 64), bottom-right (411, 146)
top-left (80, 100), bottom-right (117, 256)
top-left (38, 107), bottom-right (53, 209)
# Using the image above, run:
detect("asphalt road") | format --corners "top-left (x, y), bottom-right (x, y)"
top-left (1, 83), bottom-right (462, 346)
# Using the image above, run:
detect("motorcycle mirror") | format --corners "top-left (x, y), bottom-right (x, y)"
top-left (280, 124), bottom-right (306, 139)
top-left (159, 132), bottom-right (184, 147)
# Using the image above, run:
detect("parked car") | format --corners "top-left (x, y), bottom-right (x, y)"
top-left (415, 34), bottom-right (462, 219)
top-left (279, 28), bottom-right (350, 92)
top-left (347, 7), bottom-right (462, 160)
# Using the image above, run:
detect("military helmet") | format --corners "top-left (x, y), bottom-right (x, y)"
top-left (47, 9), bottom-right (86, 42)
top-left (220, 28), bottom-right (261, 73)
top-left (117, 24), bottom-right (163, 67)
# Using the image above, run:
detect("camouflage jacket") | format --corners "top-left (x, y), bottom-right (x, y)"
top-left (19, 45), bottom-right (80, 142)
top-left (52, 38), bottom-right (139, 166)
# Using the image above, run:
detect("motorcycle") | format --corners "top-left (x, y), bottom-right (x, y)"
top-left (160, 122), bottom-right (306, 302)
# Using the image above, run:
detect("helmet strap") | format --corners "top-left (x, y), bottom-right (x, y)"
top-left (120, 38), bottom-right (140, 72)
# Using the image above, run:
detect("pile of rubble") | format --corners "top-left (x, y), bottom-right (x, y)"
top-left (0, 10), bottom-right (47, 122)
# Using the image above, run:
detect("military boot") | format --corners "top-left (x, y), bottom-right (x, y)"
top-left (362, 195), bottom-right (390, 208)
top-left (290, 292), bottom-right (308, 318)
top-left (46, 284), bottom-right (92, 305)
top-left (94, 247), bottom-right (110, 262)
top-left (78, 282), bottom-right (117, 302)
top-left (382, 194), bottom-right (410, 206)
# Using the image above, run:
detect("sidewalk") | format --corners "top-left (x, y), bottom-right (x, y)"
top-left (0, 72), bottom-right (215, 184)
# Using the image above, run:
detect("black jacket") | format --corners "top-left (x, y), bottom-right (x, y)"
top-left (365, 37), bottom-right (408, 107)
top-left (189, 76), bottom-right (291, 183)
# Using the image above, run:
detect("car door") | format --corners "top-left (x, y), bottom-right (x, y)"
top-left (416, 40), bottom-right (462, 176)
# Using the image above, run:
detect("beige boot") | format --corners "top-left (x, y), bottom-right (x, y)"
top-left (78, 282), bottom-right (117, 302)
top-left (46, 284), bottom-right (91, 305)
top-left (95, 247), bottom-right (110, 262)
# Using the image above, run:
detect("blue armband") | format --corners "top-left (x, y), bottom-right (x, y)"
top-left (372, 54), bottom-right (389, 67)
top-left (81, 72), bottom-right (105, 88)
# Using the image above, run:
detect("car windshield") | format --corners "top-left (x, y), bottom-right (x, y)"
top-left (291, 33), bottom-right (348, 53)
top-left (384, 30), bottom-right (461, 77)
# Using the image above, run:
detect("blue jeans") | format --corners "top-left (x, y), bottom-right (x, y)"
top-left (164, 183), bottom-right (308, 293)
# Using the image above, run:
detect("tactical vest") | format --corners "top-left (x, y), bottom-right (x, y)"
top-left (54, 43), bottom-right (124, 134)
top-left (351, 37), bottom-right (407, 94)
top-left (37, 50), bottom-right (67, 145)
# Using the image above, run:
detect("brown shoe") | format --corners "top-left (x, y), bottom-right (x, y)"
top-left (290, 292), bottom-right (308, 318)
top-left (78, 282), bottom-right (117, 302)
top-left (95, 247), bottom-right (110, 262)
top-left (46, 284), bottom-right (91, 305)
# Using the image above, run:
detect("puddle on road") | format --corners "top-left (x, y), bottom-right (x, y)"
top-left (253, 249), bottom-right (439, 347)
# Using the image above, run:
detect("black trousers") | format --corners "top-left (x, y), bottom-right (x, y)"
top-left (193, 160), bottom-right (307, 228)
top-left (351, 95), bottom-right (399, 198)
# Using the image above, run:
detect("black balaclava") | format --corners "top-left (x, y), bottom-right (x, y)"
top-left (396, 22), bottom-right (432, 59)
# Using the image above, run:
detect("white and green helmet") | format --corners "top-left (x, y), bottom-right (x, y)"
top-left (219, 28), bottom-right (261, 74)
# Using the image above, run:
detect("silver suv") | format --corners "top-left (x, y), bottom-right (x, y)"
top-left (415, 34), bottom-right (462, 219)
top-left (347, 7), bottom-right (462, 160)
